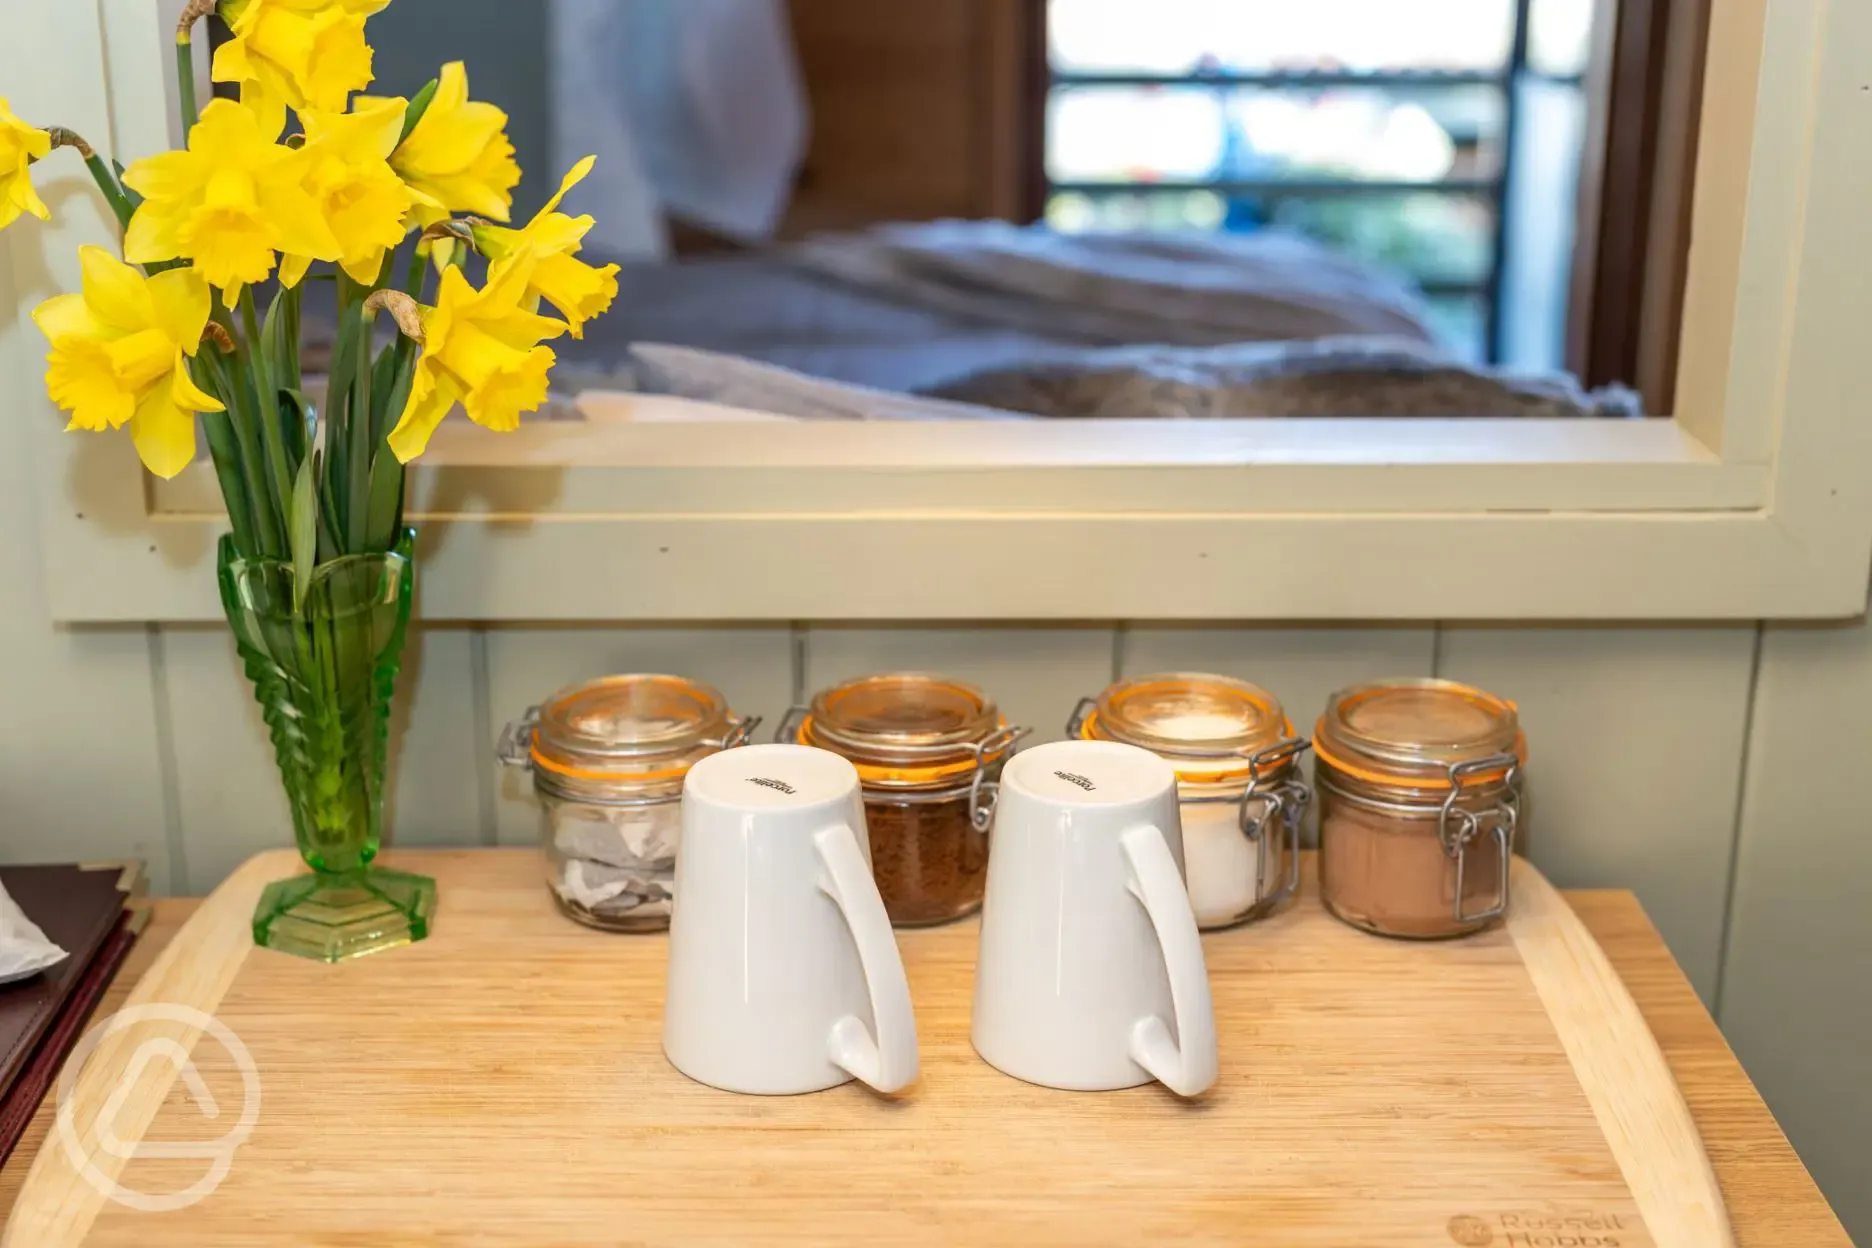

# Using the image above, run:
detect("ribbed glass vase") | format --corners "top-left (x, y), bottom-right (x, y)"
top-left (217, 529), bottom-right (436, 962)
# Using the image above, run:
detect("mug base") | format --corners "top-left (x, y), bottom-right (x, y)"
top-left (662, 1045), bottom-right (857, 1097)
top-left (971, 1040), bottom-right (1153, 1093)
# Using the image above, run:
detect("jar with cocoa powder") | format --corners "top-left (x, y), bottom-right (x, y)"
top-left (1068, 673), bottom-right (1311, 930)
top-left (1315, 679), bottom-right (1526, 939)
top-left (780, 674), bottom-right (1026, 927)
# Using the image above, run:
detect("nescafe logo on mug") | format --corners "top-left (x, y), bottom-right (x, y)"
top-left (747, 776), bottom-right (798, 796)
top-left (1053, 771), bottom-right (1097, 792)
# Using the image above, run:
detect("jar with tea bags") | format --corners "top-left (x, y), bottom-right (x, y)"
top-left (499, 675), bottom-right (758, 932)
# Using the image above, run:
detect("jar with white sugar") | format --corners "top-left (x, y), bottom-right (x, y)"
top-left (1069, 673), bottom-right (1311, 929)
top-left (498, 675), bottom-right (758, 932)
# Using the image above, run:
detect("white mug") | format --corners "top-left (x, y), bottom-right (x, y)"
top-left (972, 739), bottom-right (1218, 1096)
top-left (664, 743), bottom-right (919, 1095)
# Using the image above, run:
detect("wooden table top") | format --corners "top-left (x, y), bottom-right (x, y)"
top-left (0, 887), bottom-right (1847, 1245)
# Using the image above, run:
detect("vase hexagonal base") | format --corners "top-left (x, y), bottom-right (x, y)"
top-left (253, 867), bottom-right (437, 963)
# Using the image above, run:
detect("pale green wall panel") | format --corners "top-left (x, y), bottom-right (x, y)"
top-left (483, 626), bottom-right (797, 847)
top-left (1438, 625), bottom-right (1758, 1000)
top-left (382, 628), bottom-right (489, 850)
top-left (153, 628), bottom-right (286, 893)
top-left (801, 626), bottom-right (1120, 746)
top-left (0, 267), bottom-right (173, 890)
top-left (1722, 615), bottom-right (1872, 1243)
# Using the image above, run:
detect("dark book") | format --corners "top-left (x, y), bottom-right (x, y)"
top-left (0, 863), bottom-right (143, 1108)
top-left (0, 909), bottom-right (144, 1167)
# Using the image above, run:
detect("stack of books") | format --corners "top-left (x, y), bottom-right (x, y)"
top-left (0, 862), bottom-right (149, 1167)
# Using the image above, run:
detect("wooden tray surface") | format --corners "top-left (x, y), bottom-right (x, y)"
top-left (5, 849), bottom-right (1730, 1247)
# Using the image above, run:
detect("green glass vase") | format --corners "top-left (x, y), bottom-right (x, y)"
top-left (217, 529), bottom-right (436, 962)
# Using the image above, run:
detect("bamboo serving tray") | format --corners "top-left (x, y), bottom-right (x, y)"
top-left (6, 849), bottom-right (1732, 1247)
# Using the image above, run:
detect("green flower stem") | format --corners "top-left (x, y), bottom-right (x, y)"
top-left (82, 153), bottom-right (135, 230)
top-left (239, 289), bottom-right (297, 549)
top-left (199, 405), bottom-right (259, 556)
top-left (401, 242), bottom-right (426, 298)
top-left (202, 344), bottom-right (284, 559)
top-left (348, 332), bottom-right (372, 551)
top-left (175, 41), bottom-right (199, 132)
top-left (44, 131), bottom-right (134, 229)
top-left (173, 0), bottom-right (216, 130)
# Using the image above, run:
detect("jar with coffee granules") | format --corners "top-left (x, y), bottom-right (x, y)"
top-left (1314, 678), bottom-right (1526, 939)
top-left (781, 674), bottom-right (1026, 926)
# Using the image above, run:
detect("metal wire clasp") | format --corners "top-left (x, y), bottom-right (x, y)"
top-left (496, 706), bottom-right (541, 767)
top-left (710, 714), bottom-right (762, 750)
top-left (966, 725), bottom-right (1031, 832)
top-left (1438, 753), bottom-right (1522, 925)
top-left (1238, 737), bottom-right (1314, 908)
top-left (775, 705), bottom-right (810, 746)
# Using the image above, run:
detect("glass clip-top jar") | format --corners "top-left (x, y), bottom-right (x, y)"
top-left (780, 673), bottom-right (1028, 927)
top-left (499, 674), bottom-right (759, 932)
top-left (1069, 673), bottom-right (1312, 929)
top-left (1315, 678), bottom-right (1525, 939)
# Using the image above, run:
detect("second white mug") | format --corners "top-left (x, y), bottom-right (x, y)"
top-left (664, 744), bottom-right (919, 1096)
top-left (971, 739), bottom-right (1218, 1096)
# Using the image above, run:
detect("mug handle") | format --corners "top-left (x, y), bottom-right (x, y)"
top-left (1120, 824), bottom-right (1220, 1097)
top-left (814, 822), bottom-right (920, 1094)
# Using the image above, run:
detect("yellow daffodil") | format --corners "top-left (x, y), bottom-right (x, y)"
top-left (386, 62), bottom-right (521, 228)
top-left (386, 252), bottom-right (568, 462)
top-left (33, 246), bottom-right (224, 479)
top-left (284, 97), bottom-right (416, 287)
top-left (0, 98), bottom-right (51, 232)
top-left (470, 156), bottom-right (619, 338)
top-left (214, 0), bottom-right (390, 138)
top-left (122, 99), bottom-right (341, 303)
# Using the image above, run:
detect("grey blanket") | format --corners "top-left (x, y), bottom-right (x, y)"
top-left (788, 221), bottom-right (1442, 348)
top-left (631, 339), bottom-right (1643, 422)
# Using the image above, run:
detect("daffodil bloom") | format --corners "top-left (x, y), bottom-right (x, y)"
top-left (386, 62), bottom-right (521, 228)
top-left (470, 156), bottom-right (619, 338)
top-left (33, 246), bottom-right (224, 479)
top-left (122, 99), bottom-right (341, 303)
top-left (284, 97), bottom-right (416, 287)
top-left (0, 98), bottom-right (51, 232)
top-left (214, 0), bottom-right (390, 138)
top-left (386, 252), bottom-right (569, 462)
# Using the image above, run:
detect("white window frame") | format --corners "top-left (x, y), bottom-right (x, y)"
top-left (5, 0), bottom-right (1869, 623)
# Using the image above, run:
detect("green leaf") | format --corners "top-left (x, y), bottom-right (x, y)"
top-left (375, 349), bottom-right (415, 453)
top-left (365, 447), bottom-right (407, 554)
top-left (280, 387), bottom-right (317, 436)
top-left (399, 79), bottom-right (439, 145)
top-left (290, 449), bottom-right (320, 613)
top-left (323, 293), bottom-right (367, 539)
top-left (347, 328), bottom-right (374, 550)
top-left (199, 407), bottom-right (258, 557)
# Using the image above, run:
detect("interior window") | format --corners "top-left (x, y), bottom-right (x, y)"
top-left (1045, 0), bottom-right (1597, 369)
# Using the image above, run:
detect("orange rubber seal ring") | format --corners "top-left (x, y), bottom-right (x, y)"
top-left (791, 713), bottom-right (1012, 788)
top-left (1311, 723), bottom-right (1528, 792)
top-left (1076, 709), bottom-right (1300, 784)
top-left (529, 738), bottom-right (695, 785)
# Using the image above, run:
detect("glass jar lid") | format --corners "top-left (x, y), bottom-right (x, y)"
top-left (1315, 678), bottom-right (1525, 791)
top-left (1077, 673), bottom-right (1293, 784)
top-left (798, 673), bottom-right (1015, 791)
top-left (531, 674), bottom-right (738, 783)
